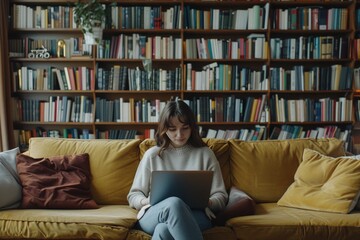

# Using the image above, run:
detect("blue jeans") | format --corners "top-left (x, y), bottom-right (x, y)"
top-left (137, 197), bottom-right (212, 240)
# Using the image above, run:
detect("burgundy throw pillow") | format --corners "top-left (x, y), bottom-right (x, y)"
top-left (16, 153), bottom-right (98, 209)
top-left (213, 186), bottom-right (256, 226)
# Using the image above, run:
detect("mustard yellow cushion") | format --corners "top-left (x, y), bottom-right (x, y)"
top-left (28, 137), bottom-right (141, 205)
top-left (277, 148), bottom-right (360, 213)
top-left (229, 138), bottom-right (345, 203)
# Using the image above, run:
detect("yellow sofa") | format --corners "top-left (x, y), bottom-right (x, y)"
top-left (0, 137), bottom-right (359, 240)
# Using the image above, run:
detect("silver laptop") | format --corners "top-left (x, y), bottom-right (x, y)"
top-left (150, 170), bottom-right (213, 209)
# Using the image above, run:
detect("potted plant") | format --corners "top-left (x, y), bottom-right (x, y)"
top-left (73, 0), bottom-right (106, 45)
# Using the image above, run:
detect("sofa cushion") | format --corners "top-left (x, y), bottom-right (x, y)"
top-left (229, 138), bottom-right (345, 203)
top-left (0, 147), bottom-right (21, 209)
top-left (126, 226), bottom-right (237, 240)
top-left (0, 205), bottom-right (137, 240)
top-left (139, 138), bottom-right (231, 190)
top-left (16, 153), bottom-right (98, 209)
top-left (28, 138), bottom-right (141, 205)
top-left (277, 149), bottom-right (360, 213)
top-left (226, 203), bottom-right (360, 240)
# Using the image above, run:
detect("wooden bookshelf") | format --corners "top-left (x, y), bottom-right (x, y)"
top-left (6, 0), bottom-right (358, 151)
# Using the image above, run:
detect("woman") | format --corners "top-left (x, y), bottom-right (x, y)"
top-left (127, 99), bottom-right (228, 240)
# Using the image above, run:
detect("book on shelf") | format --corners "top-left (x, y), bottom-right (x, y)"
top-left (204, 125), bottom-right (265, 141)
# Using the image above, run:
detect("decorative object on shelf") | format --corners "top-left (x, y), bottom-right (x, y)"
top-left (57, 40), bottom-right (66, 58)
top-left (28, 46), bottom-right (50, 59)
top-left (73, 0), bottom-right (105, 45)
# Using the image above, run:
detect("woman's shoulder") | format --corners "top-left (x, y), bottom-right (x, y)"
top-left (188, 145), bottom-right (216, 157)
top-left (143, 145), bottom-right (161, 157)
top-left (199, 145), bottom-right (215, 153)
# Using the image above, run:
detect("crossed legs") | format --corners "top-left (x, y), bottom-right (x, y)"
top-left (137, 197), bottom-right (212, 240)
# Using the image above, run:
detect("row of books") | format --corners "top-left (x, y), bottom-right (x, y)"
top-left (109, 5), bottom-right (182, 30)
top-left (14, 124), bottom-right (351, 152)
top-left (270, 124), bottom-right (350, 140)
top-left (204, 125), bottom-right (267, 141)
top-left (272, 7), bottom-right (348, 30)
top-left (95, 98), bottom-right (166, 123)
top-left (269, 65), bottom-right (353, 91)
top-left (270, 36), bottom-right (349, 60)
top-left (269, 124), bottom-right (351, 150)
top-left (185, 95), bottom-right (268, 123)
top-left (9, 37), bottom-right (85, 58)
top-left (184, 4), bottom-right (269, 30)
top-left (97, 66), bottom-right (181, 91)
top-left (97, 34), bottom-right (182, 60)
top-left (16, 95), bottom-right (271, 124)
top-left (13, 65), bottom-right (94, 91)
top-left (11, 3), bottom-right (269, 31)
top-left (97, 129), bottom-right (138, 140)
top-left (185, 63), bottom-right (268, 91)
top-left (185, 34), bottom-right (267, 59)
top-left (8, 35), bottom-right (354, 61)
top-left (16, 96), bottom-right (93, 123)
top-left (33, 128), bottom-right (94, 139)
top-left (12, 4), bottom-right (76, 29)
top-left (13, 3), bottom-right (352, 31)
top-left (271, 95), bottom-right (353, 122)
top-left (13, 4), bottom-right (184, 30)
top-left (16, 94), bottom-right (354, 124)
top-left (92, 128), bottom-right (156, 140)
top-left (17, 64), bottom-right (353, 92)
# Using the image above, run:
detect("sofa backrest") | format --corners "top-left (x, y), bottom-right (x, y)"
top-left (228, 138), bottom-right (346, 203)
top-left (28, 137), bottom-right (141, 205)
top-left (27, 137), bottom-right (346, 206)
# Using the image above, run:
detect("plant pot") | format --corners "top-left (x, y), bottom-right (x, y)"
top-left (84, 26), bottom-right (103, 45)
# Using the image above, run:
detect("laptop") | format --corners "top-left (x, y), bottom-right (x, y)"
top-left (150, 170), bottom-right (213, 209)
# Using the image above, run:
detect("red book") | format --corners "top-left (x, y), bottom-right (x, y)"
top-left (312, 8), bottom-right (319, 30)
top-left (90, 68), bottom-right (95, 90)
top-left (67, 67), bottom-right (76, 90)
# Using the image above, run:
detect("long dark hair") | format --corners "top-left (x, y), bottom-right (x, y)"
top-left (155, 99), bottom-right (205, 156)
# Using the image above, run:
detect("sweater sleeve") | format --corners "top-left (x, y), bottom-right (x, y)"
top-left (127, 150), bottom-right (152, 210)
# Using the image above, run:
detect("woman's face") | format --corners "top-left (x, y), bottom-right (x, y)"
top-left (166, 116), bottom-right (191, 148)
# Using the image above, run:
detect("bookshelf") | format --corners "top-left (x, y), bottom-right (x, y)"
top-left (5, 0), bottom-right (357, 152)
top-left (352, 0), bottom-right (360, 153)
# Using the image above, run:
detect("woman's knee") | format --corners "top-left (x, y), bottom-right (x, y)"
top-left (158, 197), bottom-right (191, 221)
top-left (153, 223), bottom-right (173, 240)
top-left (163, 196), bottom-right (189, 210)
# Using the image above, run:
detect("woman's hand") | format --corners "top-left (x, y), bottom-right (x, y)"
top-left (205, 207), bottom-right (216, 219)
top-left (140, 198), bottom-right (150, 206)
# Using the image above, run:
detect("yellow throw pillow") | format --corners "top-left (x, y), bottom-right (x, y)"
top-left (277, 148), bottom-right (360, 213)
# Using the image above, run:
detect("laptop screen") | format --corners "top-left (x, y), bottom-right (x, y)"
top-left (149, 170), bottom-right (213, 209)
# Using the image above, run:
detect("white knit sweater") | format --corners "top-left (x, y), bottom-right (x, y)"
top-left (127, 144), bottom-right (228, 212)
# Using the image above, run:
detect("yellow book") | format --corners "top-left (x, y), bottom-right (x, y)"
top-left (250, 98), bottom-right (259, 122)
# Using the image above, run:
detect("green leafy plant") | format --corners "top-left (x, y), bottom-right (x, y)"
top-left (73, 0), bottom-right (105, 34)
